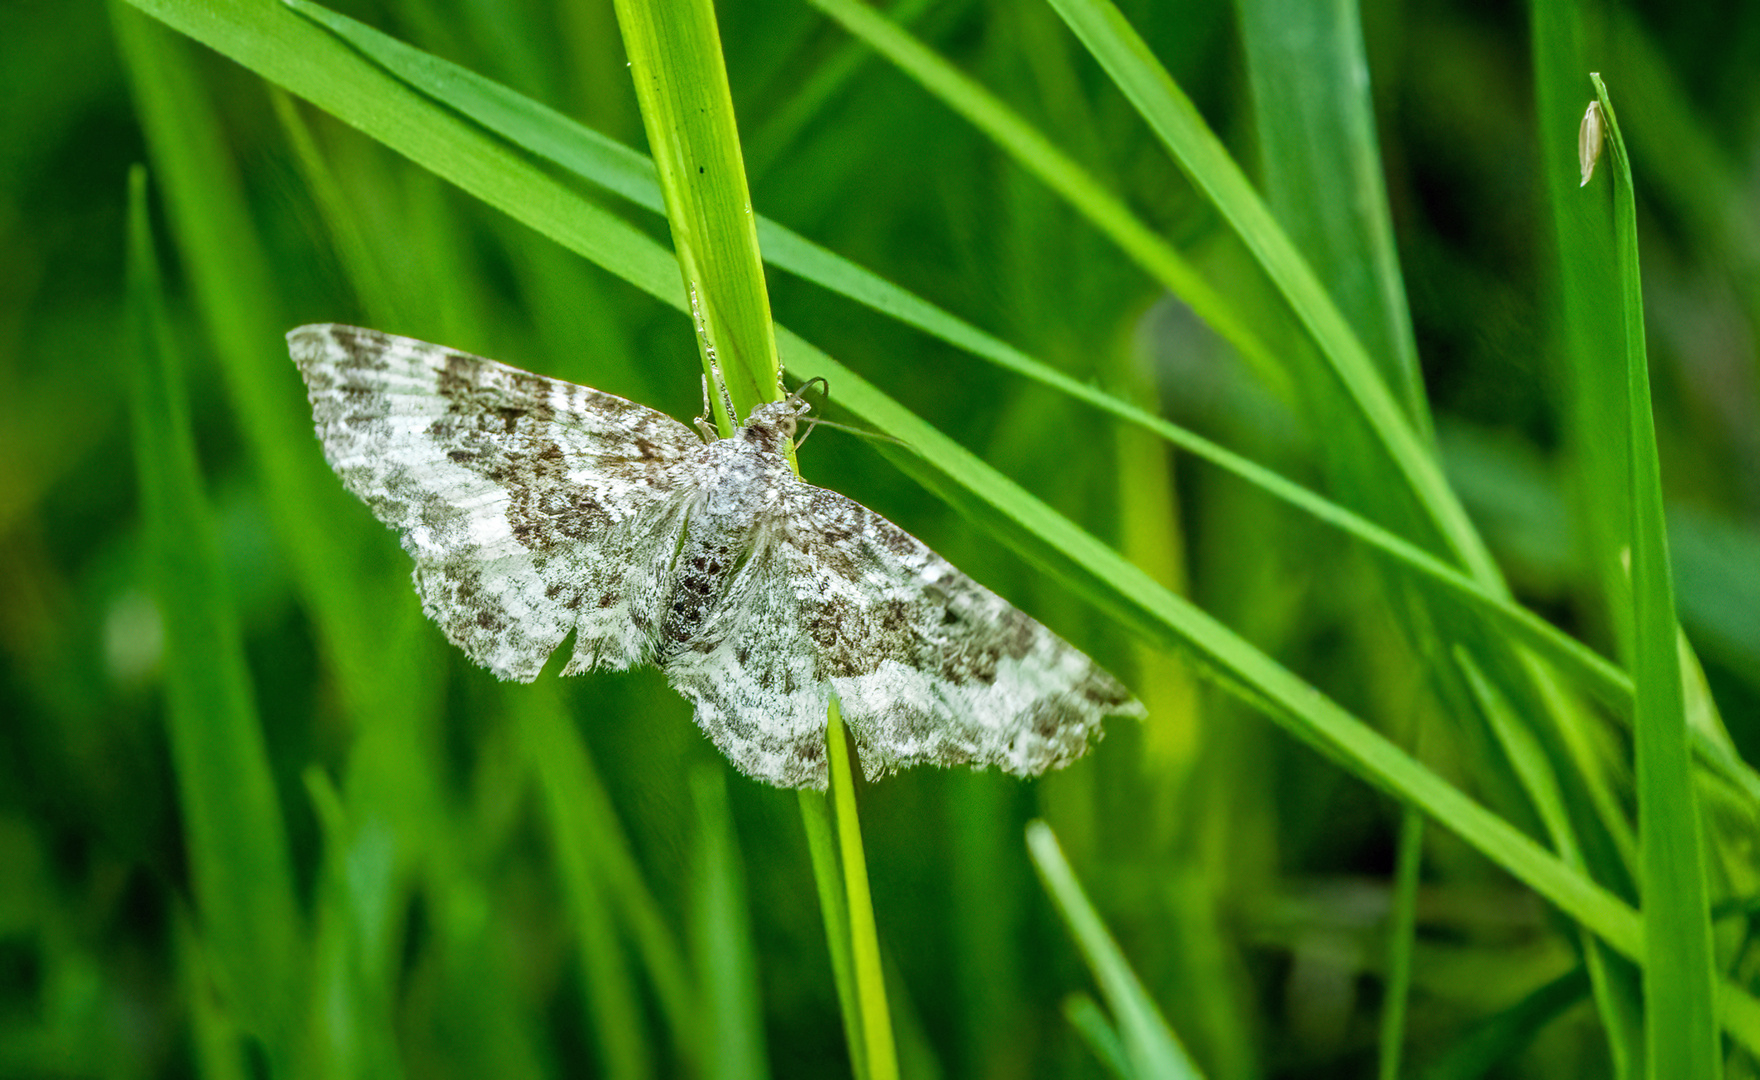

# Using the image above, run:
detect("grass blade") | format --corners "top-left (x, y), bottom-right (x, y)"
top-left (1027, 821), bottom-right (1201, 1080)
top-left (804, 0), bottom-right (1289, 398)
top-left (612, 0), bottom-right (779, 425)
top-left (1379, 806), bottom-right (1422, 1080)
top-left (1458, 648), bottom-right (1639, 1078)
top-left (1589, 73), bottom-right (1722, 1080)
top-left (690, 767), bottom-right (771, 1080)
top-left (1235, 0), bottom-right (1427, 430)
top-left (1063, 993), bottom-right (1136, 1080)
top-left (125, 163), bottom-right (302, 1058)
top-left (826, 697), bottom-right (898, 1080)
top-left (799, 790), bottom-right (868, 1080)
top-left (610, 1), bottom-right (892, 1075)
top-left (1039, 0), bottom-right (1494, 581)
top-left (523, 685), bottom-right (658, 1080)
top-left (1416, 967), bottom-right (1591, 1080)
top-left (1527, 1), bottom-right (1633, 658)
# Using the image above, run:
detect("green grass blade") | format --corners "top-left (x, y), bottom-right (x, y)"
top-left (266, 86), bottom-right (406, 330)
top-left (1459, 649), bottom-right (1638, 1078)
top-left (1027, 822), bottom-right (1201, 1080)
top-left (300, 765), bottom-right (407, 1080)
top-left (125, 163), bottom-right (302, 1057)
top-left (826, 697), bottom-right (899, 1080)
top-left (1459, 651), bottom-right (1584, 867)
top-left (1528, 1), bottom-right (1633, 655)
top-left (1235, 0), bottom-right (1427, 431)
top-left (1416, 967), bottom-right (1591, 1080)
top-left (798, 790), bottom-right (868, 1080)
top-left (1589, 73), bottom-right (1722, 1080)
top-left (609, 1), bottom-right (894, 1075)
top-left (1062, 993), bottom-right (1136, 1080)
top-left (802, 0), bottom-right (1291, 398)
top-left (1378, 806), bottom-right (1422, 1080)
top-left (522, 685), bottom-right (658, 1080)
top-left (612, 0), bottom-right (779, 426)
top-left (690, 767), bottom-right (771, 1080)
top-left (1041, 0), bottom-right (1495, 582)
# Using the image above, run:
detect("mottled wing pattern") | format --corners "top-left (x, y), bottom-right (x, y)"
top-left (288, 324), bottom-right (703, 681)
top-left (662, 476), bottom-right (1145, 789)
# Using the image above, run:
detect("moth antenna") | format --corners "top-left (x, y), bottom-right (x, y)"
top-left (781, 379), bottom-right (908, 450)
top-left (807, 418), bottom-right (910, 449)
top-left (789, 377), bottom-right (831, 449)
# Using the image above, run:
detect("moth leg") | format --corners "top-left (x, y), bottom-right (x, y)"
top-left (694, 374), bottom-right (719, 442)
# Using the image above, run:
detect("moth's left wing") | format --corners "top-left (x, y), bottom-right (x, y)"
top-left (290, 324), bottom-right (703, 680)
top-left (662, 477), bottom-right (1144, 789)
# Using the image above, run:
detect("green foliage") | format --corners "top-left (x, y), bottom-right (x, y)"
top-left (5, 0), bottom-right (1760, 1077)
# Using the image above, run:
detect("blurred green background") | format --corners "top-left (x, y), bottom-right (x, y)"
top-left (4, 0), bottom-right (1760, 1077)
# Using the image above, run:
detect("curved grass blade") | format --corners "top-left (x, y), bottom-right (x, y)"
top-left (1589, 73), bottom-right (1721, 1080)
top-left (690, 767), bottom-right (771, 1080)
top-left (1027, 822), bottom-right (1202, 1080)
top-left (803, 0), bottom-right (1288, 399)
top-left (1235, 0), bottom-right (1427, 430)
top-left (1038, 0), bottom-right (1493, 581)
top-left (125, 163), bottom-right (303, 1060)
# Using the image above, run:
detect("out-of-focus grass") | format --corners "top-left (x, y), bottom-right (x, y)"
top-left (4, 0), bottom-right (1760, 1078)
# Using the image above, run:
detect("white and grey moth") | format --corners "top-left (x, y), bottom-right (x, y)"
top-left (289, 324), bottom-right (1143, 789)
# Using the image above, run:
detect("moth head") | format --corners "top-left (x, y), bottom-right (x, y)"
top-left (741, 394), bottom-right (812, 453)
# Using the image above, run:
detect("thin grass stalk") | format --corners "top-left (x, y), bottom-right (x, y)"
top-left (125, 162), bottom-right (303, 1067)
top-left (1589, 73), bottom-right (1722, 1080)
top-left (1379, 807), bottom-right (1422, 1080)
top-left (610, 0), bottom-right (893, 1074)
top-left (1027, 821), bottom-right (1200, 1079)
top-left (828, 698), bottom-right (899, 1080)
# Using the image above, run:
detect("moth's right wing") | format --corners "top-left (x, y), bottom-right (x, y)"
top-left (289, 324), bottom-right (702, 680)
top-left (662, 477), bottom-right (1142, 789)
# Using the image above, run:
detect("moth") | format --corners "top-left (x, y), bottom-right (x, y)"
top-left (289, 324), bottom-right (1143, 788)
